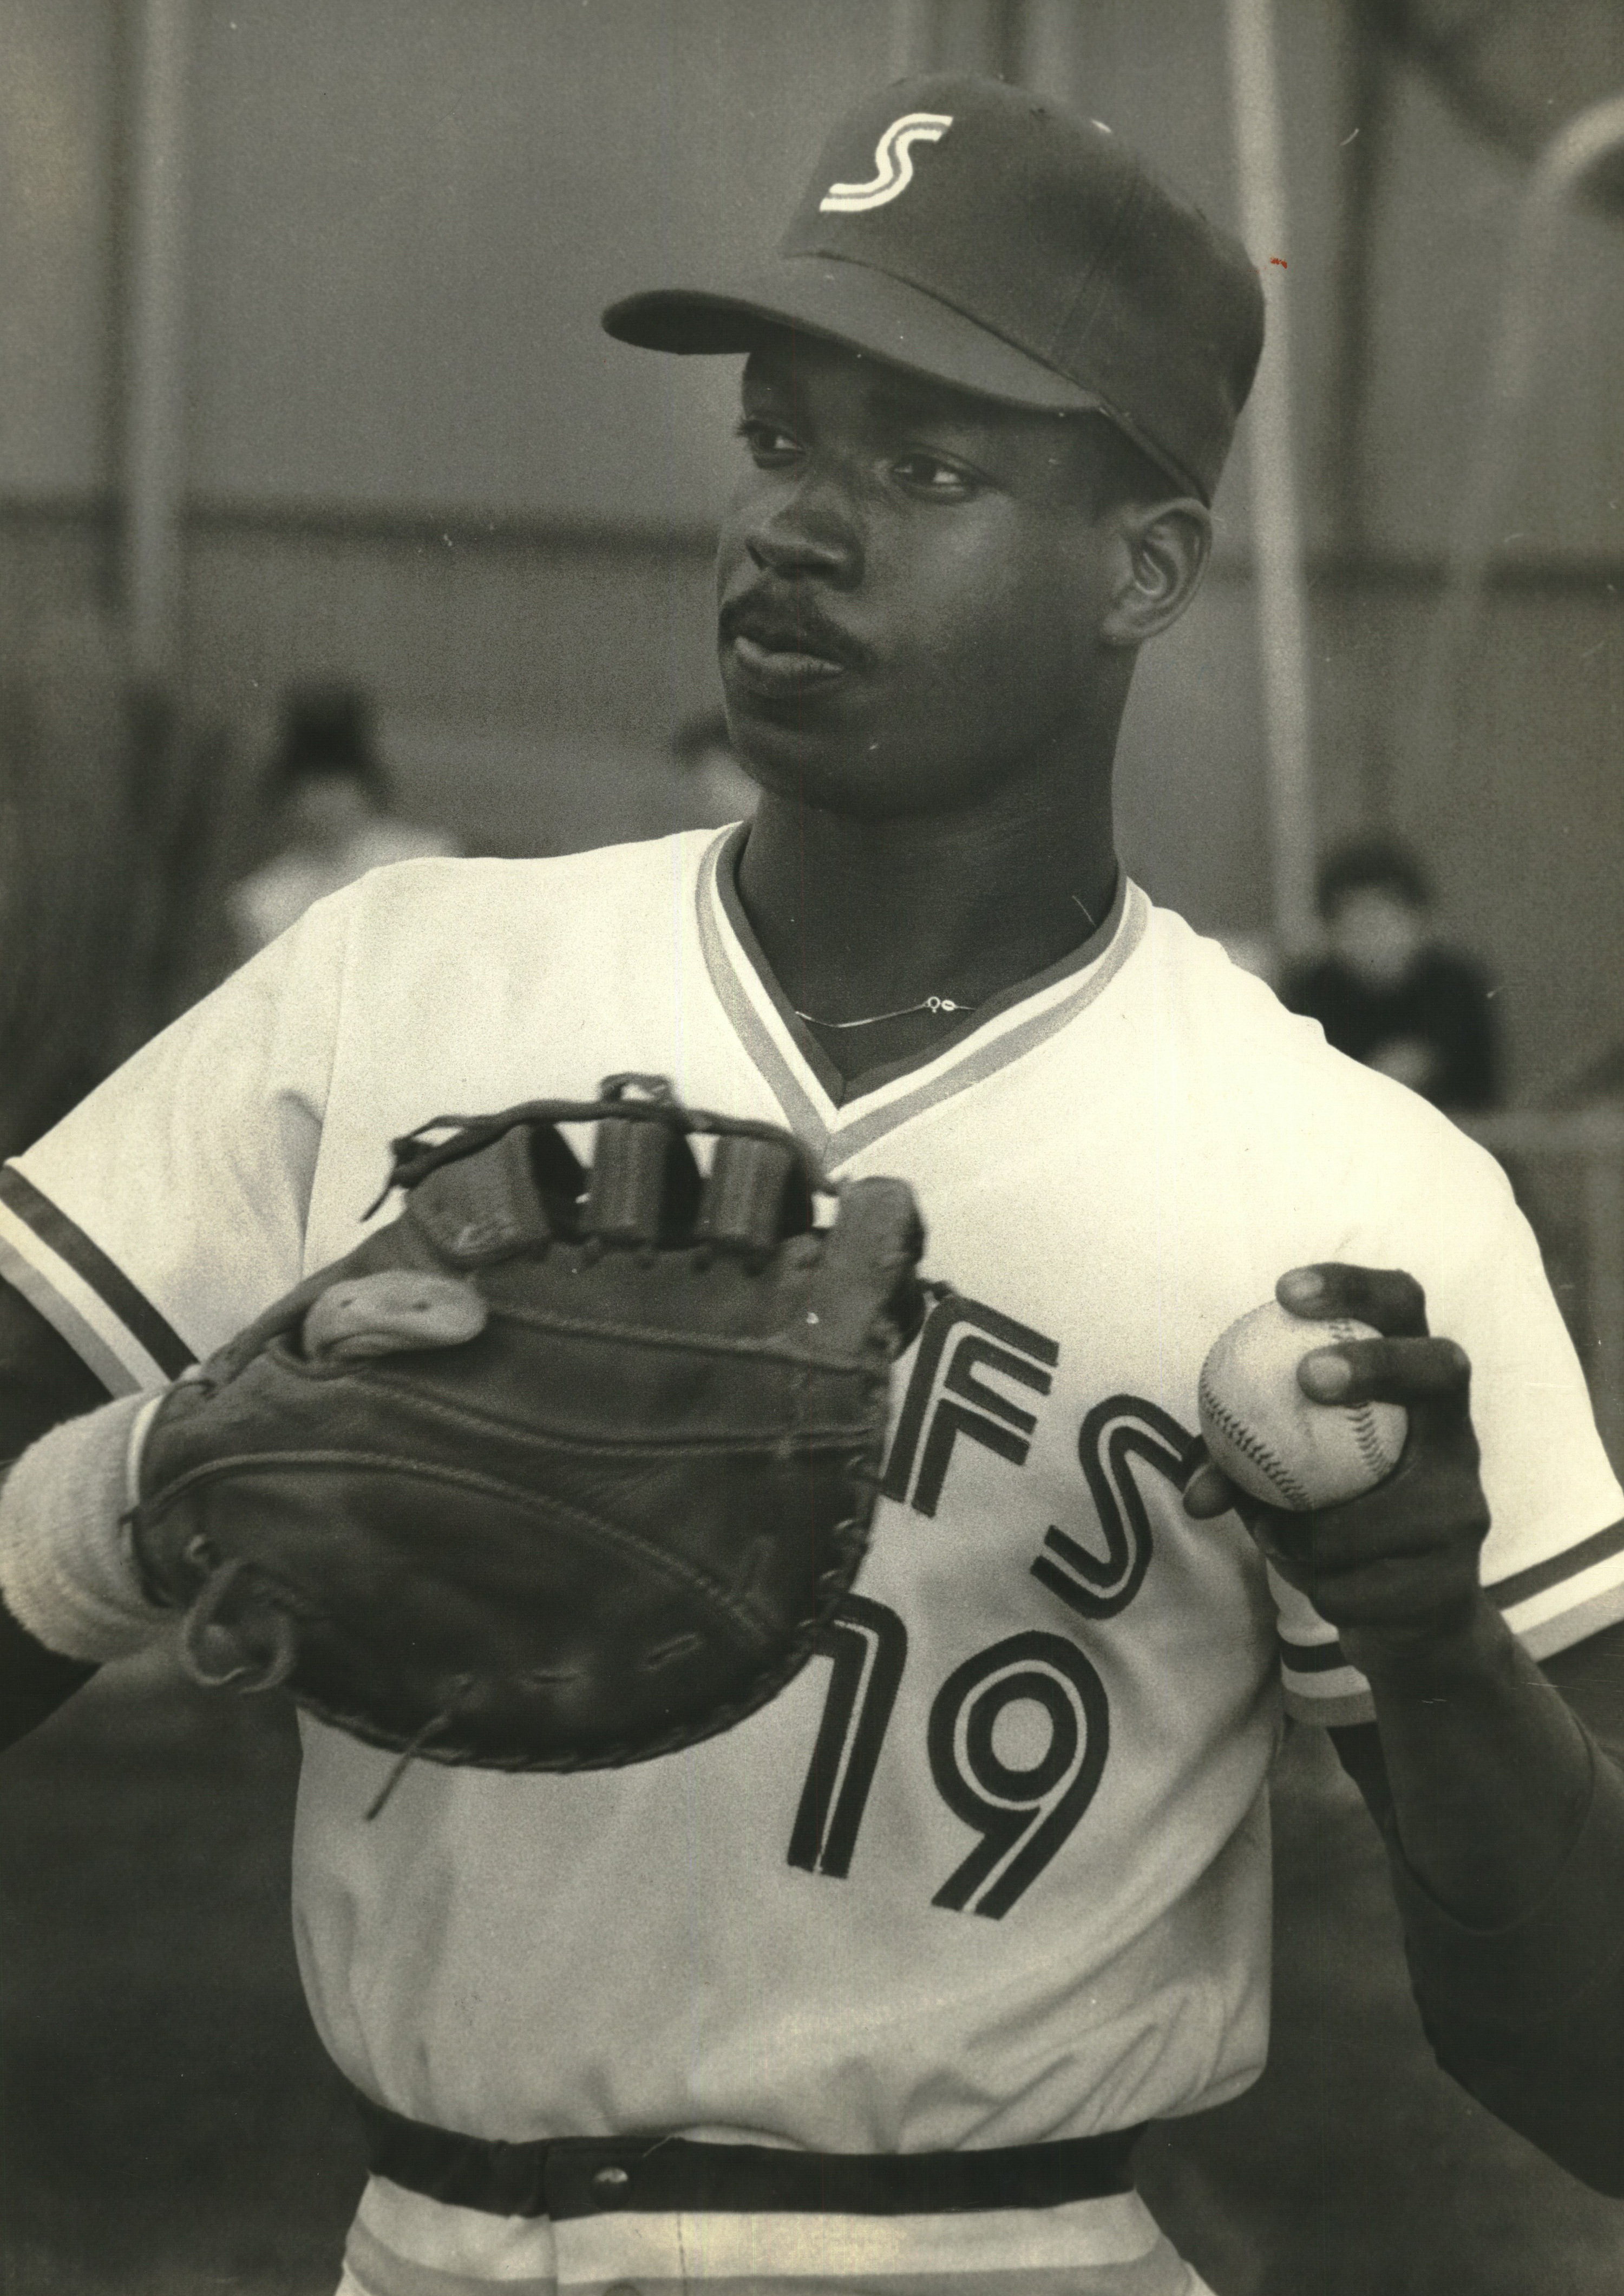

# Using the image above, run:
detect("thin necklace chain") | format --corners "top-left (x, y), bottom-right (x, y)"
top-left (789, 888), bottom-right (1108, 1034)
top-left (793, 993), bottom-right (970, 1031)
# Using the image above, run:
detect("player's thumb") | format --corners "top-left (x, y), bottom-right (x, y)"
top-left (302, 1270), bottom-right (488, 1361)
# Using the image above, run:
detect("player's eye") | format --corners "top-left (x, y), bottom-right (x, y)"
top-left (890, 452), bottom-right (979, 500)
top-left (735, 417), bottom-right (803, 469)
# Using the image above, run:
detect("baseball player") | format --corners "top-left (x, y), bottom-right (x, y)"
top-left (3, 72), bottom-right (1623, 2296)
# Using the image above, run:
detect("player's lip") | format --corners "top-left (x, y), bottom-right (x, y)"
top-left (718, 593), bottom-right (872, 695)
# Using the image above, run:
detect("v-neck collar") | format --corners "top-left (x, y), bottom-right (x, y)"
top-left (695, 824), bottom-right (1148, 1168)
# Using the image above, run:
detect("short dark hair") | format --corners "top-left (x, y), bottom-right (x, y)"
top-left (1316, 833), bottom-right (1434, 919)
top-left (263, 681), bottom-right (389, 806)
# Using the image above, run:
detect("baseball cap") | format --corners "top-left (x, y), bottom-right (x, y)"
top-left (603, 74), bottom-right (1263, 505)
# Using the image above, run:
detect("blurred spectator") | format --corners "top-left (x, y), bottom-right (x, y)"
top-left (1213, 929), bottom-right (1279, 987)
top-left (670, 708), bottom-right (758, 827)
top-left (228, 682), bottom-right (456, 956)
top-left (0, 618), bottom-right (220, 1156)
top-left (1282, 834), bottom-right (1500, 1112)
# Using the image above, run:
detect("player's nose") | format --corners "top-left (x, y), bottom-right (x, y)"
top-left (744, 477), bottom-right (863, 587)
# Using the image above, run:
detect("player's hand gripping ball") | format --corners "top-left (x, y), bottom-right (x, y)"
top-left (127, 1076), bottom-right (926, 1783)
top-left (1187, 1266), bottom-right (1492, 1674)
top-left (1198, 1299), bottom-right (1408, 1511)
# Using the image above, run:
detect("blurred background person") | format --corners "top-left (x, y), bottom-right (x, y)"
top-left (227, 681), bottom-right (455, 958)
top-left (0, 617), bottom-right (221, 1159)
top-left (1282, 833), bottom-right (1501, 1112)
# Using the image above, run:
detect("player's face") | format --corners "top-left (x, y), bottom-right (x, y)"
top-left (716, 336), bottom-right (1130, 819)
top-left (1327, 887), bottom-right (1428, 987)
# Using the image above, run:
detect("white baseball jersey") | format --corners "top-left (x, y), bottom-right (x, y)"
top-left (4, 829), bottom-right (1620, 2296)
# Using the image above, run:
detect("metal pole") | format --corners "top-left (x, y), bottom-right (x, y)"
top-left (1412, 92), bottom-right (1624, 810)
top-left (1013, 0), bottom-right (1077, 98)
top-left (888, 0), bottom-right (938, 77)
top-left (1223, 0), bottom-right (1318, 957)
top-left (123, 0), bottom-right (193, 678)
top-left (1582, 1134), bottom-right (1624, 1473)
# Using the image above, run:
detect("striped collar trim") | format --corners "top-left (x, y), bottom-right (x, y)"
top-left (695, 827), bottom-right (1148, 1169)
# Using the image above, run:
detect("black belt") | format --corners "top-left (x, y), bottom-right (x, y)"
top-left (351, 2086), bottom-right (1143, 2222)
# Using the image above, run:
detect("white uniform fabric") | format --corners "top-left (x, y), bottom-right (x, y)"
top-left (3, 829), bottom-right (1620, 2296)
top-left (228, 817), bottom-right (459, 953)
top-left (336, 2177), bottom-right (1217, 2295)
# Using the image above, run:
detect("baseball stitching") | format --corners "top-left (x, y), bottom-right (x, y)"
top-left (1197, 1369), bottom-right (1312, 1510)
top-left (1328, 1316), bottom-right (1400, 1482)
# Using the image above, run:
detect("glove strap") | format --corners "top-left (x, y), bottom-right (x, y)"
top-left (582, 1115), bottom-right (701, 1246)
top-left (697, 1134), bottom-right (811, 1252)
top-left (409, 1125), bottom-right (565, 1266)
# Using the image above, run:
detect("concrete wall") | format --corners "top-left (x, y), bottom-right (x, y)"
top-left (3, 0), bottom-right (1621, 1092)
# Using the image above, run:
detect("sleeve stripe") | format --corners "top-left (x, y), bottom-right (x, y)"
top-left (1486, 1516), bottom-right (1624, 1610)
top-left (0, 1166), bottom-right (194, 1380)
top-left (1275, 1517), bottom-right (1624, 1687)
top-left (1276, 1635), bottom-right (1348, 1674)
top-left (1518, 1577), bottom-right (1624, 1662)
top-left (1282, 1687), bottom-right (1375, 1729)
top-left (0, 1227), bottom-right (142, 1396)
top-left (1278, 1636), bottom-right (1369, 1710)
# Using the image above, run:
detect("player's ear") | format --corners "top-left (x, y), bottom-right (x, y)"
top-left (1100, 498), bottom-right (1212, 649)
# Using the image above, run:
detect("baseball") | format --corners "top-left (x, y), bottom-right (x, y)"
top-left (1197, 1300), bottom-right (1407, 1510)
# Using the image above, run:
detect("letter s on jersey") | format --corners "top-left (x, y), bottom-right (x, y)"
top-left (819, 112), bottom-right (953, 211)
top-left (1033, 1396), bottom-right (1195, 1621)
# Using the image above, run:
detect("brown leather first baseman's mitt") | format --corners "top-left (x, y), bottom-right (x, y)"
top-left (128, 1077), bottom-right (925, 1786)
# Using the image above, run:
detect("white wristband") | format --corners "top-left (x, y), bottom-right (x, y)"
top-left (0, 1392), bottom-right (170, 1663)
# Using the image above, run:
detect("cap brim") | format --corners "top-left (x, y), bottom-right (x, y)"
top-left (603, 254), bottom-right (1104, 416)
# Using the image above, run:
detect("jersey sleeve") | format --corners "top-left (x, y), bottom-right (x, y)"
top-left (1272, 1149), bottom-right (1624, 1728)
top-left (0, 889), bottom-right (356, 1394)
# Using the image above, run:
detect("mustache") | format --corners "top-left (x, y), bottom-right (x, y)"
top-left (718, 589), bottom-right (874, 671)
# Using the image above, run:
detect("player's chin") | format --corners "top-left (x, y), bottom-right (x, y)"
top-left (736, 742), bottom-right (929, 823)
top-left (723, 675), bottom-right (894, 803)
